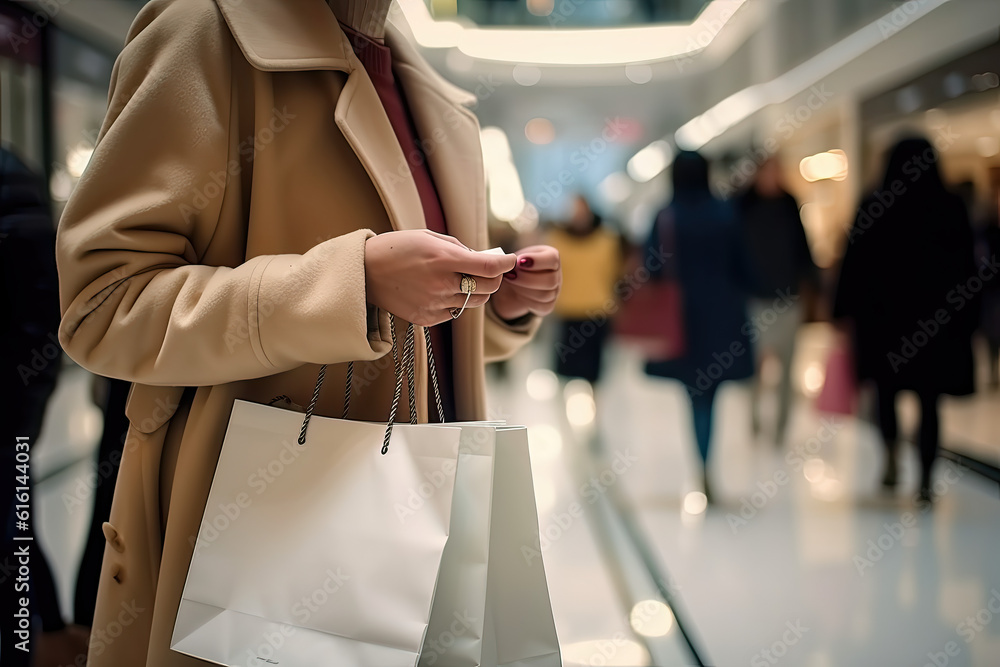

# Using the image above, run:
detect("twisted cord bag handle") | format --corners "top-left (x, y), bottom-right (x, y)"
top-left (297, 315), bottom-right (445, 451)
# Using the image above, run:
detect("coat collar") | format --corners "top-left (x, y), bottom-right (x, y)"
top-left (213, 0), bottom-right (354, 71)
top-left (213, 0), bottom-right (475, 107)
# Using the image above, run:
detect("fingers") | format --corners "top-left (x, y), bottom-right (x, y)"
top-left (426, 272), bottom-right (498, 314)
top-left (433, 293), bottom-right (491, 311)
top-left (500, 282), bottom-right (558, 315)
top-left (514, 245), bottom-right (560, 272)
top-left (461, 294), bottom-right (492, 309)
top-left (426, 231), bottom-right (517, 277)
top-left (501, 244), bottom-right (561, 316)
top-left (419, 295), bottom-right (490, 325)
top-left (503, 268), bottom-right (560, 290)
top-left (414, 297), bottom-right (491, 326)
top-left (436, 273), bottom-right (501, 297)
top-left (510, 287), bottom-right (558, 310)
top-left (464, 274), bottom-right (503, 294)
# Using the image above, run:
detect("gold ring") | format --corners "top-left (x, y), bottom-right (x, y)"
top-left (451, 287), bottom-right (473, 319)
top-left (460, 274), bottom-right (477, 294)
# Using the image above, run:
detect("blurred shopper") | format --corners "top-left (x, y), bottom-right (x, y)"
top-left (645, 151), bottom-right (756, 502)
top-left (53, 1), bottom-right (558, 664)
top-left (0, 147), bottom-right (89, 666)
top-left (546, 195), bottom-right (624, 383)
top-left (834, 137), bottom-right (978, 504)
top-left (738, 156), bottom-right (819, 445)
top-left (976, 190), bottom-right (1000, 388)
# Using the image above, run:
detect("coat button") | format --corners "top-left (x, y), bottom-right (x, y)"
top-left (109, 562), bottom-right (124, 584)
top-left (102, 522), bottom-right (125, 553)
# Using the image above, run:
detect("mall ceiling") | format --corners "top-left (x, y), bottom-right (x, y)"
top-left (14, 0), bottom-right (1000, 220)
top-left (404, 0), bottom-right (1000, 219)
top-left (441, 0), bottom-right (711, 27)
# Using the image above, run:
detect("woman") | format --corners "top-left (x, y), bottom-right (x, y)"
top-left (54, 0), bottom-right (560, 664)
top-left (644, 151), bottom-right (756, 502)
top-left (546, 195), bottom-right (624, 383)
top-left (833, 137), bottom-right (977, 504)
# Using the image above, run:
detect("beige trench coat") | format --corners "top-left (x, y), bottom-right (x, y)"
top-left (55, 0), bottom-right (537, 664)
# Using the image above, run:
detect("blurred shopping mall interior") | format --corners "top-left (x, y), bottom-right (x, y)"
top-left (3, 0), bottom-right (1000, 665)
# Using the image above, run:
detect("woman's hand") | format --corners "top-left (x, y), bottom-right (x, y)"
top-left (365, 230), bottom-right (517, 326)
top-left (490, 245), bottom-right (562, 321)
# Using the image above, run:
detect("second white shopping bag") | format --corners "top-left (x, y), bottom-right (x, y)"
top-left (423, 424), bottom-right (561, 667)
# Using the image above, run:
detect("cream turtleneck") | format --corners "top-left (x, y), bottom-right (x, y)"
top-left (327, 0), bottom-right (393, 41)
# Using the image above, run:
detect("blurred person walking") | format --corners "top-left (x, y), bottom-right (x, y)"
top-left (738, 156), bottom-right (819, 445)
top-left (546, 195), bottom-right (625, 383)
top-left (645, 151), bottom-right (756, 502)
top-left (0, 147), bottom-right (89, 666)
top-left (833, 137), bottom-right (978, 504)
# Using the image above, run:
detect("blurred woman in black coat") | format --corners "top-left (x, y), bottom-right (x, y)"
top-left (645, 151), bottom-right (756, 502)
top-left (833, 137), bottom-right (978, 503)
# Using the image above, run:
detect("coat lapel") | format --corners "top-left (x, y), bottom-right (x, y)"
top-left (333, 68), bottom-right (426, 232)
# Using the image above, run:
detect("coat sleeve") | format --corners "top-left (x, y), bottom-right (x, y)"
top-left (56, 0), bottom-right (392, 387)
top-left (483, 305), bottom-right (539, 362)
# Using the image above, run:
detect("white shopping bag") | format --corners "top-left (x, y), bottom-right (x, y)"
top-left (170, 399), bottom-right (463, 666)
top-left (420, 424), bottom-right (561, 667)
top-left (483, 427), bottom-right (561, 667)
top-left (172, 319), bottom-right (468, 667)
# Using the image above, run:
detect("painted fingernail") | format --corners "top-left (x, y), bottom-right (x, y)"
top-left (519, 257), bottom-right (533, 268)
top-left (505, 271), bottom-right (518, 279)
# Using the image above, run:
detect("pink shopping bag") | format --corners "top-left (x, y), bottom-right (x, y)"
top-left (816, 336), bottom-right (857, 415)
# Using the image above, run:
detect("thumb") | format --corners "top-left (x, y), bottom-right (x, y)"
top-left (452, 249), bottom-right (517, 277)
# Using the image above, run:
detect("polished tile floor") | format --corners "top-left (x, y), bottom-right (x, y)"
top-left (33, 322), bottom-right (1000, 666)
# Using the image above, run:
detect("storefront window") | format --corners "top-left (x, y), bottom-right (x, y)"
top-left (48, 27), bottom-right (114, 218)
top-left (0, 6), bottom-right (44, 172)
